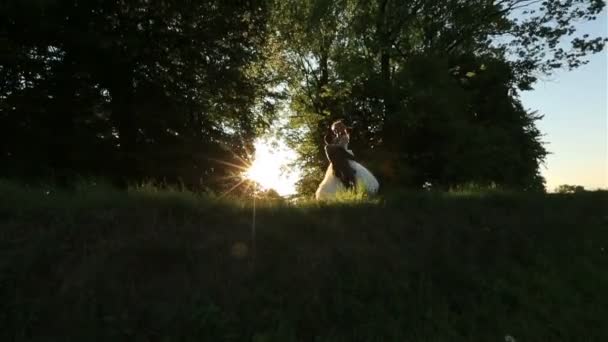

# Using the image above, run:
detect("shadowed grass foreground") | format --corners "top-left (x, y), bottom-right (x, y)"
top-left (1, 180), bottom-right (607, 341)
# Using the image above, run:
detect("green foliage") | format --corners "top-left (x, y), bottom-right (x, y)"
top-left (1, 0), bottom-right (605, 196)
top-left (273, 0), bottom-right (604, 194)
top-left (0, 0), bottom-right (279, 190)
top-left (1, 180), bottom-right (608, 340)
top-left (555, 184), bottom-right (587, 194)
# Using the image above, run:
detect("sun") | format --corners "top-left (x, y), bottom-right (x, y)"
top-left (243, 139), bottom-right (300, 196)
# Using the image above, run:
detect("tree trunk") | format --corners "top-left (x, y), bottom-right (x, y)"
top-left (49, 58), bottom-right (76, 187)
top-left (50, 90), bottom-right (75, 186)
top-left (377, 0), bottom-right (397, 145)
top-left (376, 0), bottom-right (403, 186)
top-left (317, 48), bottom-right (330, 117)
top-left (380, 50), bottom-right (392, 112)
top-left (109, 67), bottom-right (137, 187)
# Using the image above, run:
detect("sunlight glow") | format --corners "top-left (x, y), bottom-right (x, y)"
top-left (244, 139), bottom-right (300, 196)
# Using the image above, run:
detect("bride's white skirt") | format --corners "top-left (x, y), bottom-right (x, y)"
top-left (315, 160), bottom-right (380, 200)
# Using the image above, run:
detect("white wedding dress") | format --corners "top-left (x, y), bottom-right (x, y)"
top-left (315, 148), bottom-right (379, 200)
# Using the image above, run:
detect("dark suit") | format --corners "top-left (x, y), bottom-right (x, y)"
top-left (324, 133), bottom-right (356, 188)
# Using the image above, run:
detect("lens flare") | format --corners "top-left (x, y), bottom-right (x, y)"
top-left (243, 140), bottom-right (299, 196)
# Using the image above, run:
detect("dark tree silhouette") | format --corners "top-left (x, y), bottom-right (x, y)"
top-left (1, 0), bottom-right (278, 190)
top-left (1, 0), bottom-right (605, 193)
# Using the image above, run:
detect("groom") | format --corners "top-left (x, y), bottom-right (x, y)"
top-left (324, 120), bottom-right (357, 189)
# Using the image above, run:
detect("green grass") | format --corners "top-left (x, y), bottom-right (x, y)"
top-left (1, 180), bottom-right (607, 341)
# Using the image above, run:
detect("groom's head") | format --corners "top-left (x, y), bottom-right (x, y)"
top-left (331, 119), bottom-right (348, 136)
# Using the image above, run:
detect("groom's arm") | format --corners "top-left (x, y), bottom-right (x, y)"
top-left (324, 132), bottom-right (333, 145)
top-left (325, 144), bottom-right (356, 162)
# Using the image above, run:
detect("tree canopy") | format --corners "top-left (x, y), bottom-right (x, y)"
top-left (1, 0), bottom-right (278, 191)
top-left (272, 0), bottom-right (606, 193)
top-left (1, 0), bottom-right (605, 193)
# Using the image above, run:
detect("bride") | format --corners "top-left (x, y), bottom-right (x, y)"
top-left (315, 120), bottom-right (379, 200)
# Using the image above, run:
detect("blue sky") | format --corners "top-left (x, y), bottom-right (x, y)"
top-left (519, 11), bottom-right (607, 191)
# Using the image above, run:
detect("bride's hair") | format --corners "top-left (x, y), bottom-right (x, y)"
top-left (331, 119), bottom-right (349, 133)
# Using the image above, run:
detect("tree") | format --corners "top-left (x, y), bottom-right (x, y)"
top-left (555, 184), bottom-right (586, 193)
top-left (0, 0), bottom-right (279, 190)
top-left (2, 0), bottom-right (605, 194)
top-left (272, 0), bottom-right (605, 194)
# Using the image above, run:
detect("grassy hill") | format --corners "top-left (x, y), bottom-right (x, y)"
top-left (1, 180), bottom-right (607, 341)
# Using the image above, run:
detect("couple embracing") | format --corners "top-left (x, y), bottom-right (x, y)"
top-left (315, 120), bottom-right (379, 200)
